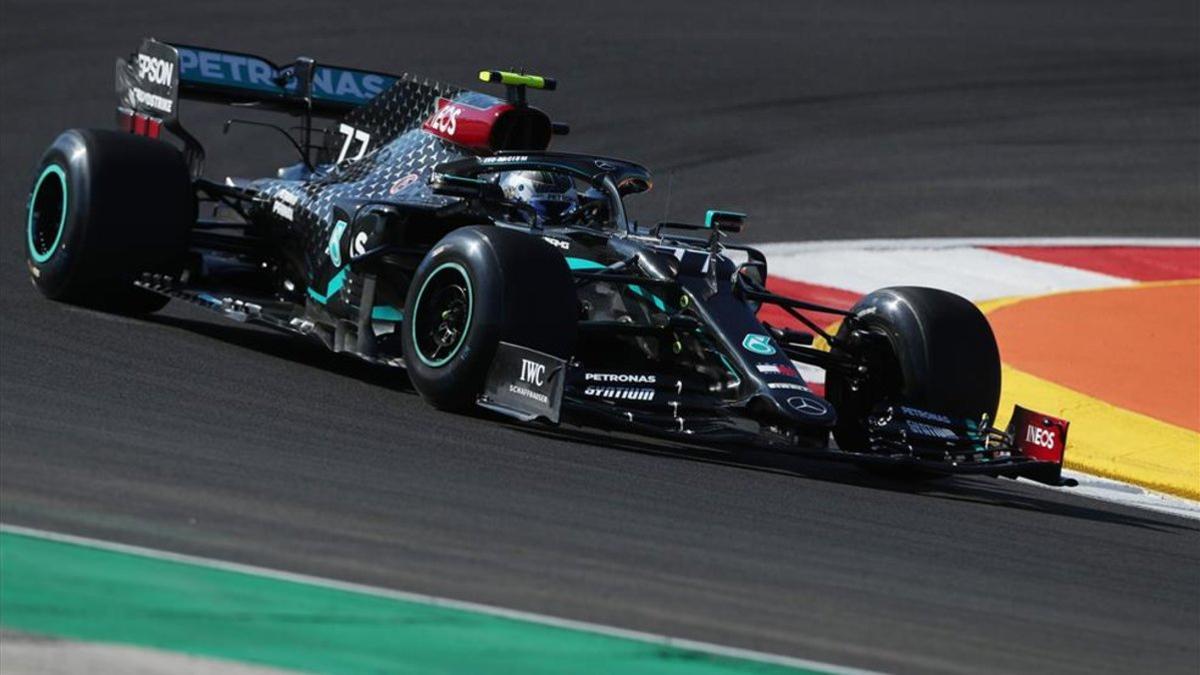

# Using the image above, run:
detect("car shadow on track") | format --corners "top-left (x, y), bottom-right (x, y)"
top-left (511, 423), bottom-right (1197, 533)
top-left (147, 313), bottom-right (418, 395)
top-left (149, 311), bottom-right (1192, 533)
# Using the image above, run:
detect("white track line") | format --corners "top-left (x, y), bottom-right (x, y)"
top-left (0, 524), bottom-right (879, 675)
top-left (1021, 471), bottom-right (1200, 521)
top-left (757, 236), bottom-right (1200, 251)
top-left (0, 637), bottom-right (293, 675)
top-left (761, 245), bottom-right (1131, 300)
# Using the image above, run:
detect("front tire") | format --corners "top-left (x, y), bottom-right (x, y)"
top-left (827, 286), bottom-right (1001, 453)
top-left (24, 129), bottom-right (193, 314)
top-left (401, 226), bottom-right (578, 411)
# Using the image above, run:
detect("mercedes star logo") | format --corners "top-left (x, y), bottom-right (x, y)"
top-left (787, 396), bottom-right (828, 416)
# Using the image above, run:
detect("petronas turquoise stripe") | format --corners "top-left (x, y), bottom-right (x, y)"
top-left (566, 256), bottom-right (606, 270)
top-left (567, 257), bottom-right (668, 310)
top-left (370, 305), bottom-right (404, 321)
top-left (307, 268), bottom-right (348, 304)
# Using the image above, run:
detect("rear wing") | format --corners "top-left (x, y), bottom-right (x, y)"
top-left (115, 38), bottom-right (398, 173)
top-left (171, 43), bottom-right (397, 114)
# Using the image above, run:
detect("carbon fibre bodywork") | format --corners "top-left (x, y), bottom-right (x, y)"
top-left (96, 39), bottom-right (1074, 485)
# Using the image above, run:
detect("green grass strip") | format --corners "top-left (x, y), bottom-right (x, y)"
top-left (0, 530), bottom-right (834, 674)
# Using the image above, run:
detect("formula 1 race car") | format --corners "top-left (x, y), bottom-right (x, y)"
top-left (23, 39), bottom-right (1074, 485)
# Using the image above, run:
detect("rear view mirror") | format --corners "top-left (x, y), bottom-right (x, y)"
top-left (705, 210), bottom-right (746, 233)
top-left (429, 174), bottom-right (505, 201)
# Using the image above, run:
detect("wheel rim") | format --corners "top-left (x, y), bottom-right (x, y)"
top-left (27, 164), bottom-right (68, 264)
top-left (412, 262), bottom-right (473, 368)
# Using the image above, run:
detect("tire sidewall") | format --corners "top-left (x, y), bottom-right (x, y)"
top-left (26, 133), bottom-right (93, 300)
top-left (401, 226), bottom-right (577, 411)
top-left (24, 129), bottom-right (193, 310)
top-left (829, 286), bottom-right (1001, 449)
top-left (403, 233), bottom-right (505, 407)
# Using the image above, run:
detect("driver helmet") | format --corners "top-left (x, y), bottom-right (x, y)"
top-left (497, 170), bottom-right (578, 224)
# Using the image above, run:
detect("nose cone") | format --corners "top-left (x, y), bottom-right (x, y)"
top-left (778, 392), bottom-right (837, 426)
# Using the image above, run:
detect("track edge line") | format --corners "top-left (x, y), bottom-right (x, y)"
top-left (0, 523), bottom-right (880, 675)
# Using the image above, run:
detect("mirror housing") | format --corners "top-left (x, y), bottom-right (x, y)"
top-left (429, 174), bottom-right (505, 201)
top-left (705, 209), bottom-right (746, 233)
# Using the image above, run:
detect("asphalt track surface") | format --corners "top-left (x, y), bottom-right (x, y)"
top-left (1, 1), bottom-right (1198, 673)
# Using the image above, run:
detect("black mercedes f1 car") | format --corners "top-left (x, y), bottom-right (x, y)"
top-left (23, 39), bottom-right (1074, 485)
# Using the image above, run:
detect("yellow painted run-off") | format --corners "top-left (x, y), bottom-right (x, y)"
top-left (995, 364), bottom-right (1200, 499)
top-left (980, 284), bottom-right (1200, 500)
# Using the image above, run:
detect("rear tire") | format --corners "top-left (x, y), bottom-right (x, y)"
top-left (402, 226), bottom-right (578, 411)
top-left (827, 286), bottom-right (1001, 454)
top-left (24, 129), bottom-right (193, 314)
